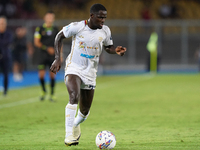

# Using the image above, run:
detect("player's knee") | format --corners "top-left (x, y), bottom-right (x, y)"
top-left (69, 91), bottom-right (79, 104)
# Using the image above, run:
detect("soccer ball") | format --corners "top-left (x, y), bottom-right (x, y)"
top-left (95, 130), bottom-right (116, 149)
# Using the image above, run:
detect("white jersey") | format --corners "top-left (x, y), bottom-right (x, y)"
top-left (62, 20), bottom-right (113, 82)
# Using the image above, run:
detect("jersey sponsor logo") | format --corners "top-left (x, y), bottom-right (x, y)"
top-left (80, 53), bottom-right (95, 59)
top-left (79, 42), bottom-right (86, 51)
top-left (87, 46), bottom-right (98, 50)
top-left (47, 30), bottom-right (52, 36)
top-left (79, 42), bottom-right (98, 50)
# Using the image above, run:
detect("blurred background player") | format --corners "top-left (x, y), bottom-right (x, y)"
top-left (0, 16), bottom-right (13, 96)
top-left (34, 11), bottom-right (59, 101)
top-left (12, 26), bottom-right (33, 81)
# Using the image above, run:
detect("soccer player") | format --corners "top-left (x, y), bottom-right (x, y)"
top-left (0, 16), bottom-right (13, 96)
top-left (50, 3), bottom-right (126, 146)
top-left (34, 11), bottom-right (59, 101)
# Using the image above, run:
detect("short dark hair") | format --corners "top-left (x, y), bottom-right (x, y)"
top-left (90, 4), bottom-right (107, 13)
top-left (0, 15), bottom-right (7, 20)
top-left (45, 10), bottom-right (55, 15)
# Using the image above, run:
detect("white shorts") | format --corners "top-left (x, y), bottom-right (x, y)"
top-left (64, 68), bottom-right (96, 90)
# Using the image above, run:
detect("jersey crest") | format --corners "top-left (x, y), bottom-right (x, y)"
top-left (79, 42), bottom-right (86, 51)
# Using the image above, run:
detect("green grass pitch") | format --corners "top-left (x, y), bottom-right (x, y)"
top-left (0, 74), bottom-right (200, 150)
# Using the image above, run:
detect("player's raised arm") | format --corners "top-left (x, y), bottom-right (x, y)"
top-left (50, 30), bottom-right (65, 74)
top-left (104, 45), bottom-right (127, 56)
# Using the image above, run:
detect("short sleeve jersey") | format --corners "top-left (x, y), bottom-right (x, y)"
top-left (34, 24), bottom-right (59, 48)
top-left (62, 20), bottom-right (113, 80)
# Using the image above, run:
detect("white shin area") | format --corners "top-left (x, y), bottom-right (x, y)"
top-left (65, 103), bottom-right (77, 138)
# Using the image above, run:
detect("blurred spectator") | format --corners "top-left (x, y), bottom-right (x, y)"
top-left (0, 2), bottom-right (5, 16)
top-left (0, 0), bottom-right (37, 19)
top-left (141, 1), bottom-right (151, 21)
top-left (5, 1), bottom-right (17, 19)
top-left (141, 1), bottom-right (152, 32)
top-left (146, 32), bottom-right (160, 72)
top-left (169, 0), bottom-right (179, 19)
top-left (0, 0), bottom-right (17, 19)
top-left (12, 27), bottom-right (33, 81)
top-left (21, 0), bottom-right (37, 19)
top-left (141, 6), bottom-right (151, 21)
top-left (158, 3), bottom-right (172, 19)
top-left (0, 16), bottom-right (13, 96)
top-left (158, 1), bottom-right (179, 19)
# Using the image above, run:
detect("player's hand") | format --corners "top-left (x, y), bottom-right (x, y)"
top-left (47, 47), bottom-right (55, 55)
top-left (50, 59), bottom-right (61, 74)
top-left (115, 46), bottom-right (126, 56)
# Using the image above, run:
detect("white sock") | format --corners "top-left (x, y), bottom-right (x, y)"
top-left (65, 103), bottom-right (77, 138)
top-left (74, 109), bottom-right (90, 127)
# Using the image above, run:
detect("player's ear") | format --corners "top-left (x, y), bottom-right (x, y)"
top-left (90, 13), bottom-right (94, 18)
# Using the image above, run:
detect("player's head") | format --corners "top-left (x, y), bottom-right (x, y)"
top-left (89, 4), bottom-right (107, 29)
top-left (0, 16), bottom-right (7, 33)
top-left (16, 27), bottom-right (27, 38)
top-left (44, 10), bottom-right (55, 27)
top-left (90, 3), bottom-right (107, 14)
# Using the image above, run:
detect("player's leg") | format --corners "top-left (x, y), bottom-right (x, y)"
top-left (38, 67), bottom-right (46, 100)
top-left (12, 52), bottom-right (23, 81)
top-left (38, 51), bottom-right (48, 100)
top-left (1, 60), bottom-right (9, 96)
top-left (13, 61), bottom-right (21, 81)
top-left (72, 89), bottom-right (94, 141)
top-left (48, 55), bottom-right (56, 101)
top-left (64, 74), bottom-right (81, 146)
top-left (74, 89), bottom-right (94, 126)
top-left (49, 71), bottom-right (56, 101)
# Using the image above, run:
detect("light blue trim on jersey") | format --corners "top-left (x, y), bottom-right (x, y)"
top-left (65, 25), bottom-right (71, 30)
